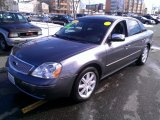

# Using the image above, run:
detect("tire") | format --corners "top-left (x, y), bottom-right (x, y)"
top-left (145, 21), bottom-right (149, 24)
top-left (136, 46), bottom-right (149, 65)
top-left (72, 67), bottom-right (99, 102)
top-left (0, 35), bottom-right (10, 51)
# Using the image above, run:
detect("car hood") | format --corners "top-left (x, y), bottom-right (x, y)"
top-left (0, 22), bottom-right (41, 32)
top-left (12, 36), bottom-right (97, 66)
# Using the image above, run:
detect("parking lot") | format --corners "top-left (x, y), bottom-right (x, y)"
top-left (0, 24), bottom-right (160, 120)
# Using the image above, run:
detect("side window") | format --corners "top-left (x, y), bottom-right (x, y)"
top-left (127, 20), bottom-right (141, 36)
top-left (17, 14), bottom-right (25, 22)
top-left (53, 15), bottom-right (58, 20)
top-left (139, 22), bottom-right (147, 32)
top-left (111, 21), bottom-right (127, 36)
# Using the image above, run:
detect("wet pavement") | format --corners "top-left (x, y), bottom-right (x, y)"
top-left (0, 25), bottom-right (160, 120)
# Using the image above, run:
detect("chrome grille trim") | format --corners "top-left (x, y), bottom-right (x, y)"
top-left (9, 55), bottom-right (34, 75)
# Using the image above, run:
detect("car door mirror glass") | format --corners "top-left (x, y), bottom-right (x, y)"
top-left (27, 18), bottom-right (31, 22)
top-left (111, 34), bottom-right (125, 42)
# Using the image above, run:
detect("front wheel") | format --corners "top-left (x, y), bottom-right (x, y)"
top-left (72, 67), bottom-right (99, 102)
top-left (136, 46), bottom-right (149, 65)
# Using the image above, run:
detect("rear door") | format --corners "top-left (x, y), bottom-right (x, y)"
top-left (125, 19), bottom-right (146, 61)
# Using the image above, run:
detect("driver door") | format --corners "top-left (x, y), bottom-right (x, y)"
top-left (104, 20), bottom-right (131, 74)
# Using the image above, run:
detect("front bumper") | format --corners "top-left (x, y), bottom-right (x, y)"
top-left (7, 64), bottom-right (76, 99)
top-left (6, 35), bottom-right (43, 46)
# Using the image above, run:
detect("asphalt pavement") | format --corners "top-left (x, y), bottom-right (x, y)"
top-left (0, 25), bottom-right (160, 120)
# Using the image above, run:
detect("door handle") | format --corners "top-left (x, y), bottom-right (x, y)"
top-left (125, 45), bottom-right (131, 49)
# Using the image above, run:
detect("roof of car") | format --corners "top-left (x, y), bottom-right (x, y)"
top-left (0, 11), bottom-right (19, 14)
top-left (78, 15), bottom-right (127, 22)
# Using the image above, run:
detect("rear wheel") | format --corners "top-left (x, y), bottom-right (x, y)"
top-left (72, 67), bottom-right (99, 102)
top-left (145, 21), bottom-right (149, 24)
top-left (0, 35), bottom-right (10, 51)
top-left (136, 46), bottom-right (149, 65)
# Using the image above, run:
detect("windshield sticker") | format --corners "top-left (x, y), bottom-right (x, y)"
top-left (104, 22), bottom-right (111, 26)
top-left (64, 23), bottom-right (73, 29)
top-left (64, 20), bottom-right (79, 29)
top-left (72, 20), bottom-right (79, 23)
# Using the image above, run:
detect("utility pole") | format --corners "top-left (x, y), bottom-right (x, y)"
top-left (88, 0), bottom-right (90, 14)
top-left (72, 0), bottom-right (76, 19)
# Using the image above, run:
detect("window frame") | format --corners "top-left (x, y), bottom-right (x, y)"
top-left (126, 19), bottom-right (142, 36)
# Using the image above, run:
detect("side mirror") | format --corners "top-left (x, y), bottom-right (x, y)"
top-left (27, 18), bottom-right (31, 22)
top-left (111, 34), bottom-right (125, 42)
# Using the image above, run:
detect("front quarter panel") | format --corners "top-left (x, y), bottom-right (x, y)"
top-left (144, 30), bottom-right (154, 46)
top-left (60, 45), bottom-right (106, 79)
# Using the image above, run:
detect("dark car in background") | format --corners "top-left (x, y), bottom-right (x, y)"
top-left (0, 11), bottom-right (42, 50)
top-left (30, 15), bottom-right (51, 23)
top-left (132, 16), bottom-right (155, 24)
top-left (143, 14), bottom-right (159, 24)
top-left (7, 16), bottom-right (153, 102)
top-left (51, 14), bottom-right (74, 25)
top-left (76, 14), bottom-right (87, 18)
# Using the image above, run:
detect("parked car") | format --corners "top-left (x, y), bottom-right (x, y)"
top-left (7, 16), bottom-right (153, 102)
top-left (30, 15), bottom-right (51, 23)
top-left (132, 16), bottom-right (155, 24)
top-left (143, 14), bottom-right (159, 24)
top-left (76, 14), bottom-right (87, 18)
top-left (51, 14), bottom-right (74, 25)
top-left (0, 11), bottom-right (42, 51)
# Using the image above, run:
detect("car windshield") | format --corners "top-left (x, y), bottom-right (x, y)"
top-left (142, 17), bottom-right (148, 20)
top-left (55, 20), bottom-right (111, 44)
top-left (0, 12), bottom-right (27, 23)
top-left (64, 15), bottom-right (73, 20)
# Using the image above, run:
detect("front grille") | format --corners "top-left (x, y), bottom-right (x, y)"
top-left (19, 32), bottom-right (38, 38)
top-left (9, 55), bottom-right (34, 74)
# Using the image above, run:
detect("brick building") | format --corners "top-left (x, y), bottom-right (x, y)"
top-left (49, 0), bottom-right (71, 14)
top-left (125, 0), bottom-right (144, 13)
top-left (105, 0), bottom-right (145, 14)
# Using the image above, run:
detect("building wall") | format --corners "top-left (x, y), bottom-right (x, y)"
top-left (124, 0), bottom-right (144, 13)
top-left (42, 2), bottom-right (49, 13)
top-left (106, 0), bottom-right (144, 14)
top-left (105, 0), bottom-right (125, 13)
top-left (0, 0), bottom-right (18, 11)
top-left (50, 0), bottom-right (70, 14)
top-left (105, 0), bottom-right (111, 13)
top-left (18, 2), bottom-right (34, 12)
top-left (18, 0), bottom-right (45, 13)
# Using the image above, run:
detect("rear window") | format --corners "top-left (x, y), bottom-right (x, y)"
top-left (0, 12), bottom-right (27, 23)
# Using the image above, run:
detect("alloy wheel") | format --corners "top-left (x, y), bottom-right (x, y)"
top-left (142, 47), bottom-right (149, 63)
top-left (78, 72), bottom-right (97, 99)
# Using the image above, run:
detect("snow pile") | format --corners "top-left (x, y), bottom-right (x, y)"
top-left (31, 22), bottom-right (63, 37)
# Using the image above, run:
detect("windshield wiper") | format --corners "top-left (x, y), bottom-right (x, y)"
top-left (54, 34), bottom-right (70, 40)
top-left (54, 34), bottom-right (91, 44)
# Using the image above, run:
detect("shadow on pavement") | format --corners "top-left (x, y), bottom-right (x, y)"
top-left (0, 49), bottom-right (10, 72)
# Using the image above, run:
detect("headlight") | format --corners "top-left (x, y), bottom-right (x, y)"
top-left (32, 62), bottom-right (62, 79)
top-left (38, 31), bottom-right (42, 35)
top-left (8, 32), bottom-right (19, 38)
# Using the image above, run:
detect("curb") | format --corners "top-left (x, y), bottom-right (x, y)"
top-left (0, 67), bottom-right (7, 73)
